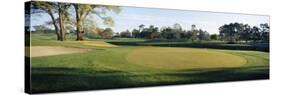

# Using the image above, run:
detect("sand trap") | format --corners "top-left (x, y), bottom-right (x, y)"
top-left (80, 41), bottom-right (118, 47)
top-left (25, 46), bottom-right (90, 57)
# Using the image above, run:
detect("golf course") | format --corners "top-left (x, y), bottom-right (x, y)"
top-left (25, 1), bottom-right (270, 93)
top-left (27, 34), bottom-right (269, 93)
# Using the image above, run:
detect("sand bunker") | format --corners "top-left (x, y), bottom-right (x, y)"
top-left (25, 46), bottom-right (90, 57)
top-left (80, 41), bottom-right (118, 47)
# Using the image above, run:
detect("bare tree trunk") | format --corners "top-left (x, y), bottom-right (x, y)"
top-left (58, 3), bottom-right (65, 41)
top-left (74, 5), bottom-right (80, 41)
top-left (54, 24), bottom-right (60, 40)
top-left (48, 11), bottom-right (61, 40)
top-left (79, 31), bottom-right (84, 40)
top-left (74, 5), bottom-right (84, 41)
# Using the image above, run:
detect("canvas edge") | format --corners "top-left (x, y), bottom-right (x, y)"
top-left (24, 1), bottom-right (32, 94)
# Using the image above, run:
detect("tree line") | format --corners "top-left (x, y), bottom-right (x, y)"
top-left (115, 22), bottom-right (269, 43)
top-left (219, 22), bottom-right (269, 43)
top-left (31, 1), bottom-right (120, 41)
top-left (116, 24), bottom-right (210, 42)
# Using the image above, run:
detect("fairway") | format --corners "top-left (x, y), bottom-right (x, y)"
top-left (127, 47), bottom-right (247, 70)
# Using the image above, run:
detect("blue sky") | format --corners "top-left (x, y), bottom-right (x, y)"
top-left (31, 6), bottom-right (269, 34)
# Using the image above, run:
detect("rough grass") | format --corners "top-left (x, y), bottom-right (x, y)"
top-left (127, 47), bottom-right (246, 70)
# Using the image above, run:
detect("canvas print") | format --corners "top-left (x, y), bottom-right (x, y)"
top-left (25, 1), bottom-right (270, 94)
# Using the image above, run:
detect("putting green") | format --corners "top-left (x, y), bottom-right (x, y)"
top-left (127, 47), bottom-right (247, 70)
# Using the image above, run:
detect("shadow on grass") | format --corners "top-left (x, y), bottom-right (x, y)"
top-left (31, 66), bottom-right (269, 94)
top-left (31, 67), bottom-right (130, 93)
top-left (169, 66), bottom-right (269, 83)
top-left (107, 41), bottom-right (269, 52)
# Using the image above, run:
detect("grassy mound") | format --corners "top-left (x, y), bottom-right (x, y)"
top-left (127, 47), bottom-right (247, 70)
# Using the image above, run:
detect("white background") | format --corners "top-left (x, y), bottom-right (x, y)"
top-left (0, 0), bottom-right (280, 95)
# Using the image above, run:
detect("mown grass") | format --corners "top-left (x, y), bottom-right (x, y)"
top-left (28, 34), bottom-right (269, 93)
top-left (127, 47), bottom-right (246, 70)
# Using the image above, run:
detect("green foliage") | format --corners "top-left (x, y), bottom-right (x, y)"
top-left (120, 29), bottom-right (132, 38)
top-left (210, 34), bottom-right (219, 40)
top-left (219, 22), bottom-right (269, 43)
top-left (31, 1), bottom-right (121, 41)
top-left (131, 29), bottom-right (140, 38)
top-left (125, 24), bottom-right (210, 42)
top-left (99, 28), bottom-right (113, 39)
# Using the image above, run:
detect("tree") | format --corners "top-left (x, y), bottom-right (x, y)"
top-left (138, 24), bottom-right (162, 39)
top-left (251, 26), bottom-right (261, 42)
top-left (172, 23), bottom-right (182, 39)
top-left (160, 27), bottom-right (174, 39)
top-left (219, 22), bottom-right (269, 43)
top-left (150, 31), bottom-right (161, 39)
top-left (210, 34), bottom-right (219, 40)
top-left (189, 25), bottom-right (198, 42)
top-left (159, 25), bottom-right (185, 40)
top-left (73, 4), bottom-right (121, 41)
top-left (198, 29), bottom-right (210, 41)
top-left (114, 32), bottom-right (120, 37)
top-left (138, 25), bottom-right (159, 39)
top-left (92, 27), bottom-right (104, 38)
top-left (33, 25), bottom-right (53, 33)
top-left (239, 24), bottom-right (252, 43)
top-left (260, 23), bottom-right (270, 42)
top-left (219, 22), bottom-right (243, 43)
top-left (132, 29), bottom-right (140, 38)
top-left (58, 3), bottom-right (71, 41)
top-left (173, 23), bottom-right (182, 32)
top-left (82, 18), bottom-right (97, 37)
top-left (99, 28), bottom-right (113, 39)
top-left (147, 25), bottom-right (159, 39)
top-left (140, 28), bottom-right (149, 39)
top-left (32, 2), bottom-right (61, 40)
top-left (139, 24), bottom-right (145, 32)
top-left (191, 24), bottom-right (196, 31)
top-left (120, 30), bottom-right (131, 38)
top-left (73, 4), bottom-right (93, 40)
top-left (32, 2), bottom-right (70, 41)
